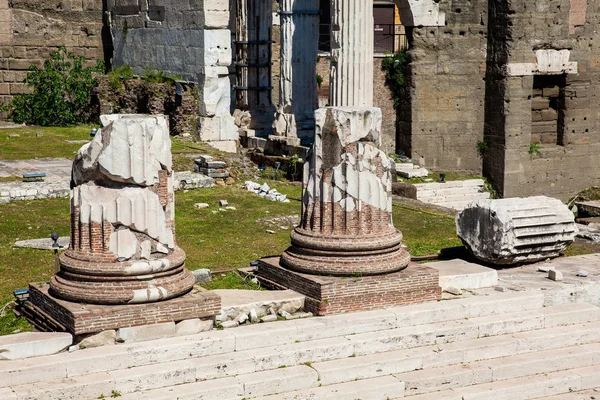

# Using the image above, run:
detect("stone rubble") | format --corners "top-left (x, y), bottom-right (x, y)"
top-left (192, 269), bottom-right (212, 284)
top-left (242, 181), bottom-right (291, 202)
top-left (195, 155), bottom-right (230, 179)
top-left (173, 171), bottom-right (214, 191)
top-left (549, 270), bottom-right (564, 281)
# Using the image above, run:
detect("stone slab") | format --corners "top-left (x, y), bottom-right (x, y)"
top-left (0, 332), bottom-right (72, 360)
top-left (257, 257), bottom-right (441, 315)
top-left (26, 282), bottom-right (220, 335)
top-left (13, 237), bottom-right (70, 250)
top-left (116, 322), bottom-right (176, 343)
top-left (252, 375), bottom-right (405, 400)
top-left (426, 259), bottom-right (499, 290)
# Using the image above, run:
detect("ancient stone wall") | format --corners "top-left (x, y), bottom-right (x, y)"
top-left (484, 0), bottom-right (600, 201)
top-left (399, 0), bottom-right (488, 173)
top-left (0, 0), bottom-right (106, 106)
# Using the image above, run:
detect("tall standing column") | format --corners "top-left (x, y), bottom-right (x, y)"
top-left (273, 0), bottom-right (320, 143)
top-left (329, 0), bottom-right (374, 107)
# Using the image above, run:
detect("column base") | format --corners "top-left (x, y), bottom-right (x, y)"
top-left (24, 282), bottom-right (221, 335)
top-left (257, 257), bottom-right (441, 315)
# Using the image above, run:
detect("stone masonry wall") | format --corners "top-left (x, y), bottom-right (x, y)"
top-left (0, 0), bottom-right (106, 106)
top-left (484, 0), bottom-right (600, 201)
top-left (399, 0), bottom-right (488, 173)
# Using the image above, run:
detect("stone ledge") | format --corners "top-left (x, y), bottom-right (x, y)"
top-left (257, 257), bottom-right (441, 315)
top-left (26, 282), bottom-right (221, 335)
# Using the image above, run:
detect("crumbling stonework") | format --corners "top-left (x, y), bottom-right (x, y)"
top-left (109, 0), bottom-right (237, 152)
top-left (456, 197), bottom-right (577, 265)
top-left (0, 0), bottom-right (106, 106)
top-left (50, 115), bottom-right (195, 305)
top-left (281, 107), bottom-right (410, 276)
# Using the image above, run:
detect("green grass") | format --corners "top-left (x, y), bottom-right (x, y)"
top-left (392, 203), bottom-right (461, 256)
top-left (0, 184), bottom-right (467, 334)
top-left (0, 125), bottom-right (95, 160)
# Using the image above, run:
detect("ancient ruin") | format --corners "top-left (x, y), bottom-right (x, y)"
top-left (258, 107), bottom-right (440, 314)
top-left (25, 115), bottom-right (219, 334)
top-left (456, 196), bottom-right (578, 265)
top-left (281, 107), bottom-right (409, 276)
top-left (50, 114), bottom-right (194, 304)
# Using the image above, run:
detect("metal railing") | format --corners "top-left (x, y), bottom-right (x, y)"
top-left (319, 24), bottom-right (408, 54)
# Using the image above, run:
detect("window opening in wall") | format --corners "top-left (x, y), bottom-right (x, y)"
top-left (531, 74), bottom-right (566, 146)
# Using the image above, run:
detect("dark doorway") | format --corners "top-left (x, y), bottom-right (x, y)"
top-left (374, 4), bottom-right (395, 53)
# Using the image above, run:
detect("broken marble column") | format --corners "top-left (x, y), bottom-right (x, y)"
top-left (198, 1), bottom-right (238, 153)
top-left (329, 0), bottom-right (374, 107)
top-left (50, 115), bottom-right (195, 305)
top-left (281, 107), bottom-right (410, 275)
top-left (273, 0), bottom-right (320, 143)
top-left (456, 196), bottom-right (578, 265)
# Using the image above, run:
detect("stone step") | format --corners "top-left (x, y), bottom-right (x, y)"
top-left (533, 388), bottom-right (600, 399)
top-left (0, 291), bottom-right (545, 388)
top-left (413, 179), bottom-right (485, 190)
top-left (416, 186), bottom-right (487, 196)
top-left (397, 343), bottom-right (600, 396)
top-left (4, 303), bottom-right (597, 399)
top-left (403, 365), bottom-right (600, 400)
top-left (311, 319), bottom-right (600, 386)
top-left (254, 375), bottom-right (406, 400)
top-left (416, 192), bottom-right (490, 203)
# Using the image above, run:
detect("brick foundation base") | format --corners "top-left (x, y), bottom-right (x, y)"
top-left (27, 282), bottom-right (221, 335)
top-left (257, 257), bottom-right (441, 315)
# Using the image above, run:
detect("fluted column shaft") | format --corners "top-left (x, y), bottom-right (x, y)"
top-left (329, 0), bottom-right (374, 107)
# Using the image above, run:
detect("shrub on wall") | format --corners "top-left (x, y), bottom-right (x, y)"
top-left (381, 50), bottom-right (409, 108)
top-left (1, 47), bottom-right (104, 126)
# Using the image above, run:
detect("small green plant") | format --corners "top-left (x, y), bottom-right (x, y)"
top-left (528, 142), bottom-right (542, 156)
top-left (98, 395), bottom-right (106, 399)
top-left (476, 140), bottom-right (489, 157)
top-left (287, 154), bottom-right (300, 181)
top-left (278, 365), bottom-right (287, 368)
top-left (381, 50), bottom-right (409, 108)
top-left (260, 167), bottom-right (286, 181)
top-left (108, 64), bottom-right (134, 90)
top-left (1, 46), bottom-right (104, 126)
top-left (142, 68), bottom-right (181, 84)
top-left (303, 361), bottom-right (313, 367)
top-left (316, 73), bottom-right (324, 89)
top-left (110, 390), bottom-right (122, 398)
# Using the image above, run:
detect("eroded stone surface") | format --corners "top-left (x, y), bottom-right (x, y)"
top-left (0, 332), bottom-right (72, 360)
top-left (456, 196), bottom-right (578, 265)
top-left (281, 107), bottom-right (410, 276)
top-left (49, 115), bottom-right (194, 305)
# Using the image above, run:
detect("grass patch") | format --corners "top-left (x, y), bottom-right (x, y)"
top-left (0, 176), bottom-right (21, 183)
top-left (202, 272), bottom-right (263, 291)
top-left (404, 171), bottom-right (483, 185)
top-left (0, 125), bottom-right (94, 160)
top-left (0, 184), bottom-right (463, 334)
top-left (392, 203), bottom-right (461, 256)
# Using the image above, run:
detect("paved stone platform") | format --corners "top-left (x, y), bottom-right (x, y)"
top-left (3, 289), bottom-right (600, 399)
top-left (26, 282), bottom-right (221, 335)
top-left (0, 158), bottom-right (71, 203)
top-left (426, 259), bottom-right (499, 290)
top-left (257, 257), bottom-right (441, 315)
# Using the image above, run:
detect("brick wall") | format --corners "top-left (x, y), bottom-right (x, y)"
top-left (400, 0), bottom-right (488, 174)
top-left (0, 0), bottom-right (106, 106)
top-left (484, 0), bottom-right (600, 201)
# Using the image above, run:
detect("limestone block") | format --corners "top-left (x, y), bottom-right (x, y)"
top-left (204, 10), bottom-right (230, 29)
top-left (74, 115), bottom-right (172, 187)
top-left (456, 196), bottom-right (578, 265)
top-left (203, 30), bottom-right (232, 67)
top-left (198, 70), bottom-right (231, 117)
top-left (0, 332), bottom-right (72, 360)
top-left (78, 330), bottom-right (116, 349)
top-left (193, 268), bottom-right (212, 283)
top-left (208, 140), bottom-right (238, 153)
top-left (399, 0), bottom-right (446, 27)
top-left (175, 319), bottom-right (213, 336)
top-left (116, 322), bottom-right (176, 343)
top-left (199, 115), bottom-right (238, 141)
